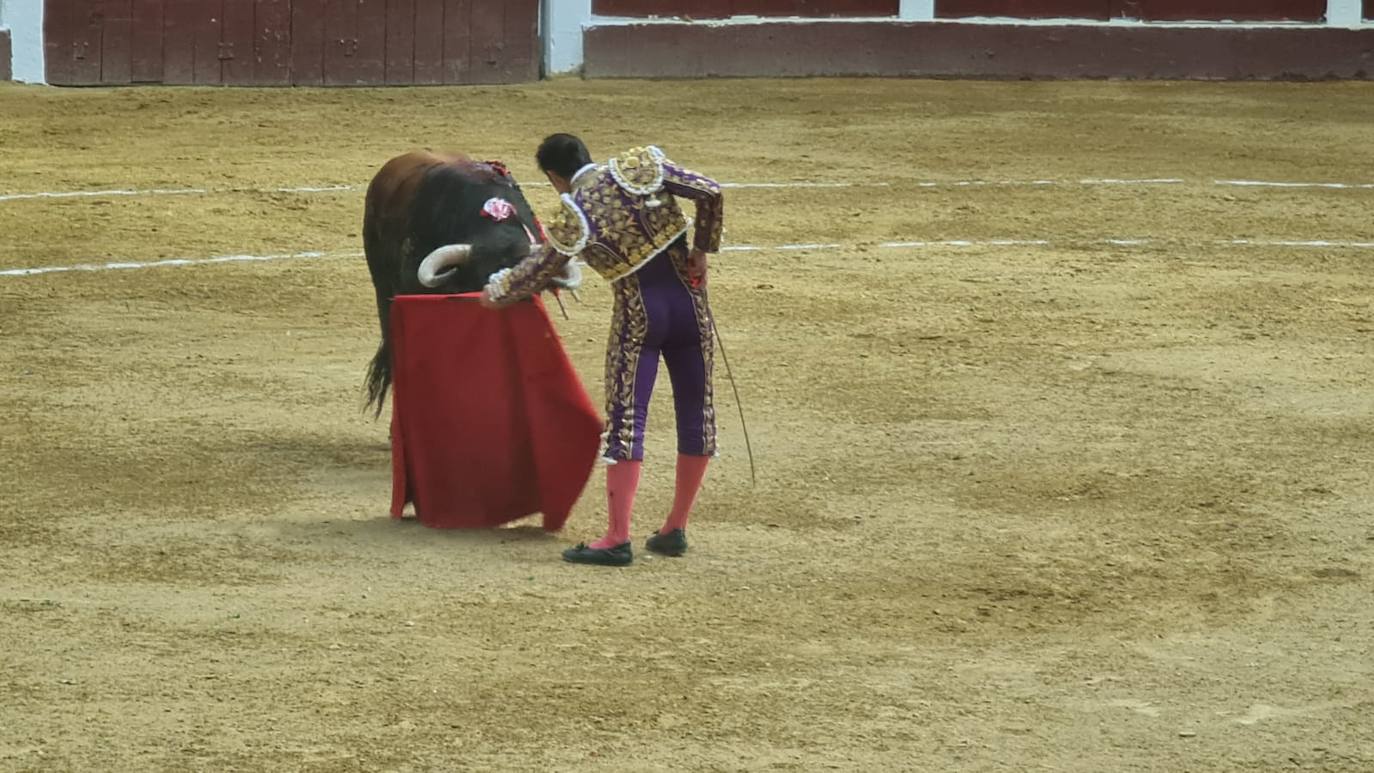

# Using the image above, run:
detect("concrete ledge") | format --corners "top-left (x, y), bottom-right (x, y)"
top-left (584, 22), bottom-right (1374, 80)
top-left (1, 29), bottom-right (11, 81)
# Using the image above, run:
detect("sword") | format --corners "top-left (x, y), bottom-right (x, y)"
top-left (707, 302), bottom-right (757, 487)
top-left (522, 221), bottom-right (579, 320)
top-left (551, 289), bottom-right (570, 320)
top-left (551, 261), bottom-right (583, 320)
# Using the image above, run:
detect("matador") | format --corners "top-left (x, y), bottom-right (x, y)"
top-left (481, 133), bottom-right (724, 567)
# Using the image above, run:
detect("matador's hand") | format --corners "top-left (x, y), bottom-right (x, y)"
top-left (687, 248), bottom-right (708, 288)
top-left (479, 287), bottom-right (502, 310)
top-left (550, 260), bottom-right (583, 291)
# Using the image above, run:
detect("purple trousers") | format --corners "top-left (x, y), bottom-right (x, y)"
top-left (602, 238), bottom-right (717, 462)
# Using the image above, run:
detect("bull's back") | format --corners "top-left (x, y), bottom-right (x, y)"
top-left (365, 151), bottom-right (466, 243)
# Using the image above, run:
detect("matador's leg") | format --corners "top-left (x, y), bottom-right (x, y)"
top-left (651, 269), bottom-right (717, 548)
top-left (587, 277), bottom-right (661, 552)
top-left (601, 277), bottom-right (662, 464)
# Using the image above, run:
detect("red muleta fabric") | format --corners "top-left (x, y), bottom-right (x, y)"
top-left (388, 293), bottom-right (602, 531)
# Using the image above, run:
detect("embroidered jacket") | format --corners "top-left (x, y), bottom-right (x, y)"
top-left (485, 146), bottom-right (723, 303)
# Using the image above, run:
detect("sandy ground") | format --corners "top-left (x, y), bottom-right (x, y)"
top-left (1, 79), bottom-right (1372, 772)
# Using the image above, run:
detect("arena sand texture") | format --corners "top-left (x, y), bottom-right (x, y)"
top-left (1, 79), bottom-right (1372, 771)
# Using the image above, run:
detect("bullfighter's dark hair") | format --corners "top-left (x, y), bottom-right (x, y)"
top-left (536, 133), bottom-right (593, 181)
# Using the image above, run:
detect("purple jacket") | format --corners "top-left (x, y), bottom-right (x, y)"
top-left (485, 146), bottom-right (723, 303)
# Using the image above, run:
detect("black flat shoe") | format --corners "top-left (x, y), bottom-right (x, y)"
top-left (645, 529), bottom-right (688, 557)
top-left (562, 542), bottom-right (633, 566)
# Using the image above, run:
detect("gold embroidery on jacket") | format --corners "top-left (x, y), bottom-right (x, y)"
top-left (577, 168), bottom-right (690, 282)
top-left (546, 197), bottom-right (589, 256)
top-left (608, 146), bottom-right (667, 195)
top-left (602, 275), bottom-right (649, 459)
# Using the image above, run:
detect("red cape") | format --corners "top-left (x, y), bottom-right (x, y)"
top-left (388, 293), bottom-right (602, 531)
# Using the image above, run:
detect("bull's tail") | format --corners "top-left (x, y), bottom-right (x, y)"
top-left (362, 193), bottom-right (394, 419)
top-left (365, 336), bottom-right (392, 418)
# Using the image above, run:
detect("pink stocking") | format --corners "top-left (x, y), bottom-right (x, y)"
top-left (661, 454), bottom-right (709, 533)
top-left (590, 461), bottom-right (642, 549)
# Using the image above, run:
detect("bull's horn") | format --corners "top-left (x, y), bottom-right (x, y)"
top-left (417, 244), bottom-right (473, 288)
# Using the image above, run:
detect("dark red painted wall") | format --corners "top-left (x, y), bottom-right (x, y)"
top-left (938, 0), bottom-right (1323, 20)
top-left (937, 1), bottom-right (1108, 18)
top-left (596, 0), bottom-right (1359, 21)
top-left (585, 21), bottom-right (1374, 79)
top-left (44, 0), bottom-right (538, 85)
top-left (1366, 0), bottom-right (1372, 19)
top-left (593, 0), bottom-right (899, 17)
top-left (1122, 1), bottom-right (1324, 21)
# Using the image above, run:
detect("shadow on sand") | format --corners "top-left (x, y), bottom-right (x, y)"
top-left (278, 512), bottom-right (565, 552)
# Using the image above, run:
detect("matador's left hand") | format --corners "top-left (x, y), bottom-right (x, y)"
top-left (479, 288), bottom-right (502, 310)
top-left (687, 248), bottom-right (709, 288)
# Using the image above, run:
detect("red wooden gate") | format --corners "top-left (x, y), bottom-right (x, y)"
top-left (592, 0), bottom-right (899, 14)
top-left (936, 0), bottom-right (1324, 19)
top-left (44, 0), bottom-right (539, 85)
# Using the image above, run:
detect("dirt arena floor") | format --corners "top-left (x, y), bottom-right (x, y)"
top-left (2, 78), bottom-right (1372, 771)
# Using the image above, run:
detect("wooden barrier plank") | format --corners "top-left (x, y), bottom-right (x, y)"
top-left (98, 0), bottom-right (134, 83)
top-left (468, 0), bottom-right (504, 83)
top-left (324, 0), bottom-right (361, 85)
top-left (1129, 0), bottom-right (1324, 20)
top-left (161, 0), bottom-right (200, 84)
top-left (291, 0), bottom-right (327, 85)
top-left (386, 0), bottom-right (417, 84)
top-left (72, 0), bottom-right (105, 84)
top-left (413, 0), bottom-right (446, 84)
top-left (592, 0), bottom-right (899, 15)
top-left (41, 0), bottom-right (542, 85)
top-left (221, 0), bottom-right (257, 84)
top-left (356, 0), bottom-right (389, 84)
top-left (43, 0), bottom-right (79, 84)
top-left (255, 0), bottom-right (293, 85)
top-left (937, 1), bottom-right (1109, 19)
top-left (584, 21), bottom-right (1374, 79)
top-left (129, 0), bottom-right (164, 82)
top-left (441, 0), bottom-right (470, 84)
top-left (500, 0), bottom-right (539, 82)
top-left (191, 0), bottom-right (222, 84)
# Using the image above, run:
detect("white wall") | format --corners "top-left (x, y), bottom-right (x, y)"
top-left (545, 0), bottom-right (593, 75)
top-left (2, 0), bottom-right (45, 83)
top-left (1328, 0), bottom-right (1363, 26)
top-left (899, 0), bottom-right (935, 20)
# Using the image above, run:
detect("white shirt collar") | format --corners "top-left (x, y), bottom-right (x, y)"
top-left (570, 163), bottom-right (599, 187)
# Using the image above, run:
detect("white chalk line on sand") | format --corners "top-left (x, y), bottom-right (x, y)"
top-left (0, 184), bottom-right (355, 203)
top-left (0, 250), bottom-right (363, 277)
top-left (1215, 179), bottom-right (1374, 190)
top-left (1225, 239), bottom-right (1374, 248)
top-left (6, 239), bottom-right (1374, 278)
top-left (0, 179), bottom-right (1171, 201)
top-left (5, 177), bottom-right (1374, 204)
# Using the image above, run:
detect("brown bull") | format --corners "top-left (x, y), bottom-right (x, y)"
top-left (362, 151), bottom-right (545, 415)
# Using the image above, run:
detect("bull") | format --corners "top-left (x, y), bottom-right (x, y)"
top-left (361, 151), bottom-right (552, 416)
